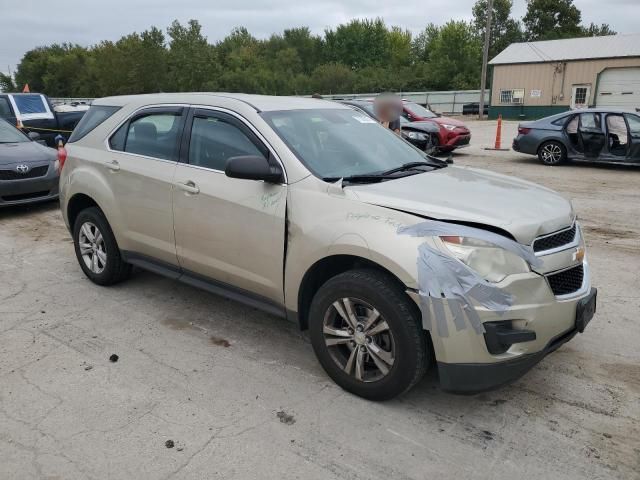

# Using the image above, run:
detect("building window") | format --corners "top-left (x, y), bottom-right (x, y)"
top-left (574, 87), bottom-right (588, 106)
top-left (499, 89), bottom-right (525, 104)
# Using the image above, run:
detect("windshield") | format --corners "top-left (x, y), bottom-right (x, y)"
top-left (262, 109), bottom-right (434, 179)
top-left (0, 120), bottom-right (29, 143)
top-left (405, 102), bottom-right (437, 118)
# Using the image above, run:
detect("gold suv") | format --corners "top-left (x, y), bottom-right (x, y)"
top-left (60, 94), bottom-right (596, 400)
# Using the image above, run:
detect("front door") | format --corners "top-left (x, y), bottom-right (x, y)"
top-left (604, 113), bottom-right (629, 159)
top-left (577, 112), bottom-right (605, 158)
top-left (172, 108), bottom-right (287, 304)
top-left (624, 113), bottom-right (640, 162)
top-left (571, 85), bottom-right (591, 109)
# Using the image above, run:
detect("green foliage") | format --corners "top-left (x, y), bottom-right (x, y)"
top-left (472, 0), bottom-right (524, 60)
top-left (426, 21), bottom-right (483, 90)
top-left (8, 4), bottom-right (617, 98)
top-left (0, 72), bottom-right (16, 92)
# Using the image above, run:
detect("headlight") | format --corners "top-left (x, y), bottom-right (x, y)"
top-left (440, 236), bottom-right (530, 283)
top-left (404, 131), bottom-right (428, 140)
top-left (442, 124), bottom-right (457, 131)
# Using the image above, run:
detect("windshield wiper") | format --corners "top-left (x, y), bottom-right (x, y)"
top-left (377, 161), bottom-right (441, 176)
top-left (322, 174), bottom-right (389, 184)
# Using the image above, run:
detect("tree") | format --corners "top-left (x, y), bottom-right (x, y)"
top-left (411, 24), bottom-right (440, 63)
top-left (523, 0), bottom-right (583, 41)
top-left (581, 23), bottom-right (616, 37)
top-left (324, 18), bottom-right (390, 69)
top-left (472, 0), bottom-right (523, 59)
top-left (427, 21), bottom-right (482, 90)
top-left (0, 72), bottom-right (16, 92)
top-left (166, 20), bottom-right (218, 91)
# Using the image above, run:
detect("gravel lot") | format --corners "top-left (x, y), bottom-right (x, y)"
top-left (1, 119), bottom-right (639, 480)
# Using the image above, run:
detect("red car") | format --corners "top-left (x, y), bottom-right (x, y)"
top-left (401, 101), bottom-right (471, 152)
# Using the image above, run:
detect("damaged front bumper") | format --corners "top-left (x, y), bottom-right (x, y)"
top-left (437, 287), bottom-right (596, 393)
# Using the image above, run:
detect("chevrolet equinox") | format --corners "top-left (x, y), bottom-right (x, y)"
top-left (60, 93), bottom-right (597, 400)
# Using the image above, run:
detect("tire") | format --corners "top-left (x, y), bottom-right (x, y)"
top-left (309, 269), bottom-right (429, 400)
top-left (72, 207), bottom-right (131, 286)
top-left (538, 140), bottom-right (567, 166)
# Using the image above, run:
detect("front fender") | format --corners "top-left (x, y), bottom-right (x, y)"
top-left (284, 180), bottom-right (428, 313)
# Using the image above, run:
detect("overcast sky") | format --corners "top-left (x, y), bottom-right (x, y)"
top-left (1, 0), bottom-right (638, 74)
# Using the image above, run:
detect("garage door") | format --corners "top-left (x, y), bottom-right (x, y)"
top-left (596, 67), bottom-right (640, 109)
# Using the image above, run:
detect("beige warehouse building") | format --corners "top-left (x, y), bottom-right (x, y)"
top-left (488, 33), bottom-right (640, 119)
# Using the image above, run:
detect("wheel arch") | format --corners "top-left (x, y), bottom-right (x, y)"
top-left (67, 193), bottom-right (106, 232)
top-left (295, 254), bottom-right (418, 331)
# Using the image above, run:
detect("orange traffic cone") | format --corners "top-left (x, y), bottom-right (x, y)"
top-left (22, 83), bottom-right (30, 93)
top-left (484, 114), bottom-right (510, 151)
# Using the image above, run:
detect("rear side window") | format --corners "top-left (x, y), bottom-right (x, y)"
top-left (110, 112), bottom-right (183, 161)
top-left (68, 105), bottom-right (120, 142)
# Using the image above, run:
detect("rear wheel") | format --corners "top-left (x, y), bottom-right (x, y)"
top-left (309, 269), bottom-right (429, 400)
top-left (73, 207), bottom-right (131, 285)
top-left (538, 140), bottom-right (567, 165)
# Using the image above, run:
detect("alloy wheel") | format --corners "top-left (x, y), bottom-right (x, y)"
top-left (322, 297), bottom-right (395, 382)
top-left (541, 143), bottom-right (563, 164)
top-left (78, 221), bottom-right (107, 274)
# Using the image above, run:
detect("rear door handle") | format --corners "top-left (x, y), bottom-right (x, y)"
top-left (175, 180), bottom-right (200, 195)
top-left (104, 160), bottom-right (120, 171)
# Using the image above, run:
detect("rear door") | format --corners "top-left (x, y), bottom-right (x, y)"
top-left (577, 112), bottom-right (605, 159)
top-left (172, 108), bottom-right (287, 304)
top-left (105, 106), bottom-right (185, 265)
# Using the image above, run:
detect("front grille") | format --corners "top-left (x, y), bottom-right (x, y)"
top-left (547, 264), bottom-right (584, 296)
top-left (1, 191), bottom-right (51, 202)
top-left (0, 165), bottom-right (49, 181)
top-left (533, 224), bottom-right (577, 252)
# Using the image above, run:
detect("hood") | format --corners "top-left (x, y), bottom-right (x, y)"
top-left (432, 116), bottom-right (467, 128)
top-left (401, 121), bottom-right (440, 133)
top-left (347, 165), bottom-right (574, 245)
top-left (0, 141), bottom-right (57, 167)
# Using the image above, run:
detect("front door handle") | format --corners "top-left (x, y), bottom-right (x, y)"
top-left (176, 180), bottom-right (200, 195)
top-left (105, 160), bottom-right (120, 171)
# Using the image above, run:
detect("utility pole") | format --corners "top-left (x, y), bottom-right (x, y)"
top-left (479, 0), bottom-right (493, 120)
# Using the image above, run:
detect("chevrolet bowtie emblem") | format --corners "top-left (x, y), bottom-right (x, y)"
top-left (574, 246), bottom-right (585, 263)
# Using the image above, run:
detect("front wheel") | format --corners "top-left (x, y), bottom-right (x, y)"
top-left (538, 140), bottom-right (567, 165)
top-left (309, 269), bottom-right (429, 400)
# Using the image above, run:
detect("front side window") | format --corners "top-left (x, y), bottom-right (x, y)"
top-left (110, 112), bottom-right (182, 161)
top-left (625, 114), bottom-right (640, 136)
top-left (189, 115), bottom-right (265, 171)
top-left (262, 108), bottom-right (436, 179)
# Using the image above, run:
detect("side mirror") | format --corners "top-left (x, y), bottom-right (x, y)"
top-left (28, 131), bottom-right (40, 141)
top-left (225, 155), bottom-right (283, 183)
